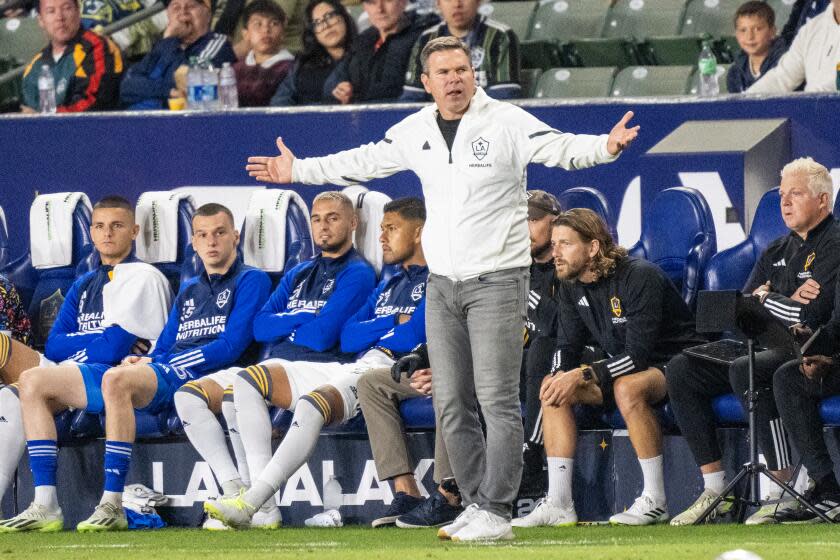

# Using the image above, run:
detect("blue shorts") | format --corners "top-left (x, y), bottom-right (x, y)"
top-left (78, 362), bottom-right (194, 415)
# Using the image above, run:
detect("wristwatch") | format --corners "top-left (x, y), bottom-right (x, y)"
top-left (580, 364), bottom-right (594, 382)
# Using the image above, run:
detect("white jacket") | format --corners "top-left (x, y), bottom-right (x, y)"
top-left (749, 7), bottom-right (840, 93)
top-left (293, 87), bottom-right (618, 281)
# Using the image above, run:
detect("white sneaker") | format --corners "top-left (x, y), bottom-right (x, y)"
top-left (202, 517), bottom-right (231, 530)
top-left (304, 509), bottom-right (343, 527)
top-left (437, 503), bottom-right (479, 540)
top-left (745, 499), bottom-right (799, 525)
top-left (450, 510), bottom-right (514, 542)
top-left (252, 505), bottom-right (282, 529)
top-left (512, 497), bottom-right (577, 527)
top-left (609, 494), bottom-right (668, 526)
top-left (0, 503), bottom-right (63, 533)
top-left (670, 489), bottom-right (732, 526)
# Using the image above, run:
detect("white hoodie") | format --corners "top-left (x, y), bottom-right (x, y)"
top-left (293, 87), bottom-right (618, 281)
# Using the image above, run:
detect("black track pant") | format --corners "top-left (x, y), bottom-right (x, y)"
top-left (521, 335), bottom-right (554, 446)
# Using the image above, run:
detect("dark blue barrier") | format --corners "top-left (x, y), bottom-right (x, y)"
top-left (1, 93), bottom-right (838, 260)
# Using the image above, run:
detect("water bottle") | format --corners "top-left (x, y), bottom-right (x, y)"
top-left (186, 57), bottom-right (203, 110)
top-left (37, 64), bottom-right (56, 114)
top-left (218, 62), bottom-right (239, 109)
top-left (698, 41), bottom-right (719, 97)
top-left (202, 63), bottom-right (219, 110)
top-left (323, 475), bottom-right (342, 512)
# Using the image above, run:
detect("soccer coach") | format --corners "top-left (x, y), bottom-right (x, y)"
top-left (246, 36), bottom-right (638, 541)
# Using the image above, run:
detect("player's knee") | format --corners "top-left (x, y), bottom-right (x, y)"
top-left (300, 386), bottom-right (342, 426)
top-left (174, 381), bottom-right (210, 413)
top-left (355, 370), bottom-right (378, 400)
top-left (236, 364), bottom-right (273, 400)
top-left (18, 368), bottom-right (48, 400)
top-left (613, 376), bottom-right (645, 412)
top-left (101, 368), bottom-right (131, 399)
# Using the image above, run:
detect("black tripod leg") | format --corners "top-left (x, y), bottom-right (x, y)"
top-left (692, 467), bottom-right (749, 525)
top-left (760, 469), bottom-right (835, 524)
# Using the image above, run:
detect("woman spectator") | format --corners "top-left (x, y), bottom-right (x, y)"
top-left (270, 0), bottom-right (356, 106)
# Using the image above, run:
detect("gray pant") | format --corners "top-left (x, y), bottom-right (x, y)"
top-left (357, 367), bottom-right (453, 483)
top-left (426, 267), bottom-right (528, 518)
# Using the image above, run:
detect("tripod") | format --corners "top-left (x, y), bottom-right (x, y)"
top-left (693, 339), bottom-right (834, 524)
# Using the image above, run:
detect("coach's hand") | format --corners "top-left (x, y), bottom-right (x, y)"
top-left (801, 355), bottom-right (833, 381)
top-left (540, 368), bottom-right (585, 407)
top-left (607, 111), bottom-right (640, 155)
top-left (409, 368), bottom-right (432, 395)
top-left (246, 137), bottom-right (295, 184)
top-left (792, 279), bottom-right (820, 304)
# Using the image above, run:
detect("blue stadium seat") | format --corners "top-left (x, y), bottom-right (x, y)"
top-left (400, 396), bottom-right (435, 429)
top-left (629, 187), bottom-right (716, 309)
top-left (711, 393), bottom-right (746, 424)
top-left (704, 188), bottom-right (786, 291)
top-left (557, 186), bottom-right (617, 239)
top-left (242, 189), bottom-right (314, 285)
top-left (135, 192), bottom-right (197, 294)
top-left (95, 409), bottom-right (171, 439)
top-left (10, 193), bottom-right (93, 346)
top-left (819, 396), bottom-right (840, 426)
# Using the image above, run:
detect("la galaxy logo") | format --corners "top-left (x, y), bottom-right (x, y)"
top-left (610, 297), bottom-right (622, 318)
top-left (411, 283), bottom-right (424, 302)
top-left (216, 288), bottom-right (231, 309)
top-left (471, 137), bottom-right (489, 161)
top-left (322, 279), bottom-right (335, 295)
top-left (798, 252), bottom-right (816, 279)
top-left (181, 298), bottom-right (195, 321)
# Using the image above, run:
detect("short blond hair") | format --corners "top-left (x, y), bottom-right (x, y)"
top-left (781, 157), bottom-right (833, 198)
top-left (313, 191), bottom-right (354, 215)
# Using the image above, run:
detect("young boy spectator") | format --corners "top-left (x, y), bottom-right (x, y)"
top-left (233, 0), bottom-right (295, 107)
top-left (119, 0), bottom-right (236, 109)
top-left (21, 0), bottom-right (123, 112)
top-left (727, 1), bottom-right (786, 93)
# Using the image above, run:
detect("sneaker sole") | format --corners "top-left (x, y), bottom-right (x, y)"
top-left (395, 519), bottom-right (450, 529)
top-left (512, 520), bottom-right (577, 528)
top-left (371, 516), bottom-right (398, 528)
top-left (203, 502), bottom-right (251, 530)
top-left (77, 522), bottom-right (127, 533)
top-left (609, 517), bottom-right (669, 526)
top-left (451, 532), bottom-right (515, 542)
top-left (0, 520), bottom-right (63, 533)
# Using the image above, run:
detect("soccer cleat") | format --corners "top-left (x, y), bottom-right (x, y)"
top-left (775, 488), bottom-right (840, 523)
top-left (437, 503), bottom-right (480, 540)
top-left (395, 489), bottom-right (463, 529)
top-left (745, 499), bottom-right (798, 525)
top-left (450, 510), bottom-right (514, 542)
top-left (203, 489), bottom-right (257, 529)
top-left (0, 503), bottom-right (63, 533)
top-left (202, 517), bottom-right (231, 531)
top-left (371, 492), bottom-right (425, 528)
top-left (670, 489), bottom-right (732, 526)
top-left (512, 497), bottom-right (577, 528)
top-left (76, 503), bottom-right (128, 532)
top-left (610, 494), bottom-right (668, 526)
top-left (304, 509), bottom-right (343, 527)
top-left (251, 506), bottom-right (282, 529)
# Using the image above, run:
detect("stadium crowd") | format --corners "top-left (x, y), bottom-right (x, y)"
top-left (5, 0), bottom-right (840, 112)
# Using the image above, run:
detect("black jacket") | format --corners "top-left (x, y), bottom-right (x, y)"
top-left (745, 215), bottom-right (840, 329)
top-left (553, 257), bottom-right (703, 382)
top-left (527, 259), bottom-right (559, 340)
top-left (343, 10), bottom-right (438, 103)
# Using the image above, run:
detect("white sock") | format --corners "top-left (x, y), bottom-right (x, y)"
top-left (174, 391), bottom-right (241, 488)
top-left (639, 455), bottom-right (665, 505)
top-left (703, 470), bottom-right (726, 495)
top-left (0, 387), bottom-right (25, 501)
top-left (546, 457), bottom-right (574, 507)
top-left (99, 490), bottom-right (122, 508)
top-left (234, 375), bottom-right (274, 484)
top-left (245, 399), bottom-right (324, 509)
top-left (766, 482), bottom-right (784, 501)
top-left (221, 396), bottom-right (250, 487)
top-left (34, 485), bottom-right (59, 510)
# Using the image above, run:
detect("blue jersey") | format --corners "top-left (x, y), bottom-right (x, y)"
top-left (255, 247), bottom-right (376, 362)
top-left (44, 257), bottom-right (140, 365)
top-left (341, 264), bottom-right (428, 357)
top-left (151, 259), bottom-right (271, 376)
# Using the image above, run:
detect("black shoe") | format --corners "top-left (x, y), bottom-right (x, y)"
top-left (371, 492), bottom-right (425, 527)
top-left (395, 489), bottom-right (463, 528)
top-left (776, 488), bottom-right (840, 523)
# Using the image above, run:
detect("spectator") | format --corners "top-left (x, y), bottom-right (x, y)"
top-left (119, 0), bottom-right (236, 110)
top-left (213, 0), bottom-right (307, 56)
top-left (748, 0), bottom-right (840, 93)
top-left (20, 0), bottom-right (123, 113)
top-left (400, 0), bottom-right (520, 101)
top-left (331, 0), bottom-right (438, 104)
top-left (80, 0), bottom-right (168, 61)
top-left (727, 1), bottom-right (786, 93)
top-left (233, 0), bottom-right (294, 107)
top-left (0, 275), bottom-right (31, 348)
top-left (270, 0), bottom-right (356, 106)
top-left (780, 0), bottom-right (830, 46)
